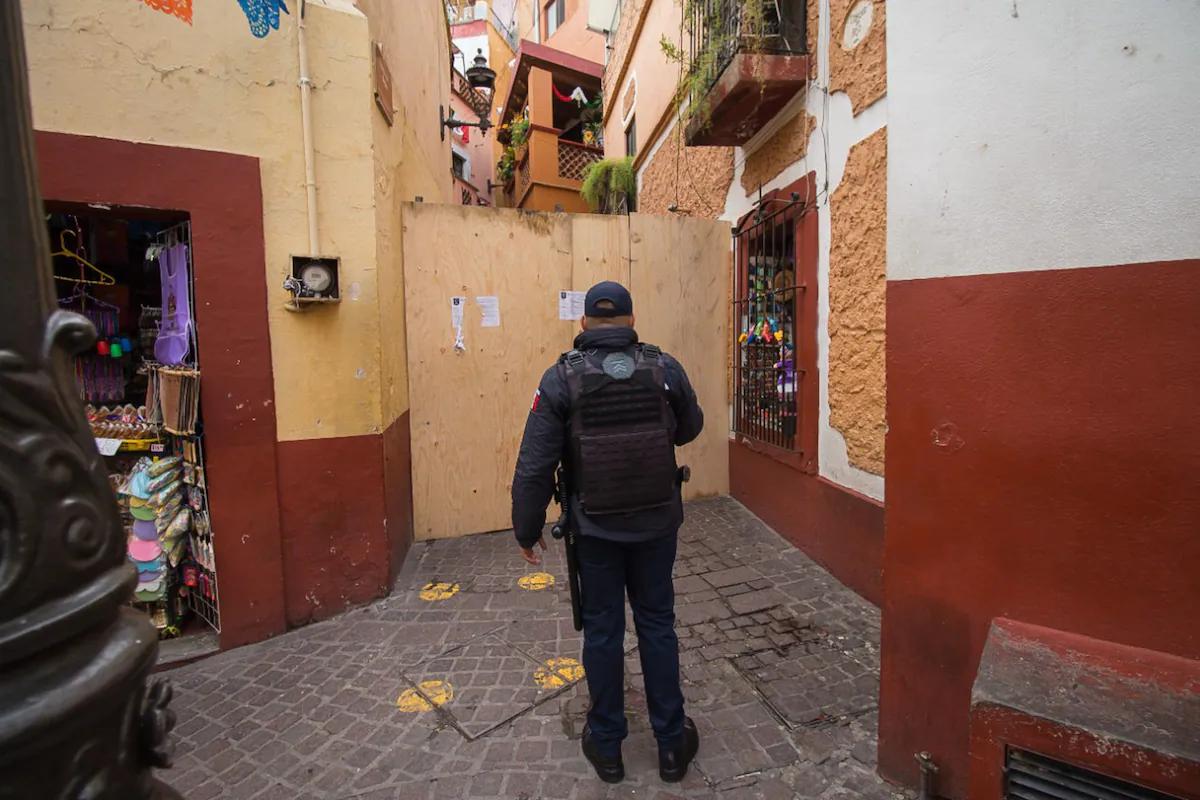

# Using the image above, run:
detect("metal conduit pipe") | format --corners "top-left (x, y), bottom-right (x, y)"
top-left (297, 0), bottom-right (320, 255)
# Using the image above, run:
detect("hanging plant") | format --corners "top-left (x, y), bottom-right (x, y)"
top-left (496, 124), bottom-right (513, 146)
top-left (580, 157), bottom-right (636, 214)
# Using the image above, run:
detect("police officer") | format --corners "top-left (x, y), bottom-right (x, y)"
top-left (512, 281), bottom-right (704, 784)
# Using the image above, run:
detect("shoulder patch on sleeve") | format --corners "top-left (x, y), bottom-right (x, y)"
top-left (531, 389), bottom-right (541, 412)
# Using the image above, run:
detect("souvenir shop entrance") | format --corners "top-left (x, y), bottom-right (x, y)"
top-left (37, 132), bottom-right (287, 652)
top-left (48, 204), bottom-right (220, 654)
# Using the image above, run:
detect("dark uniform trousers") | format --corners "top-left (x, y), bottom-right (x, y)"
top-left (511, 327), bottom-right (703, 758)
top-left (578, 531), bottom-right (684, 757)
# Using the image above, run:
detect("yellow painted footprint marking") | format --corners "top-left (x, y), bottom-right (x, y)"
top-left (419, 581), bottom-right (460, 601)
top-left (396, 679), bottom-right (453, 712)
top-left (533, 657), bottom-right (585, 689)
top-left (518, 572), bottom-right (555, 591)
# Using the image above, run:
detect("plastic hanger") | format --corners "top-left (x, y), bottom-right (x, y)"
top-left (58, 283), bottom-right (119, 311)
top-left (51, 230), bottom-right (116, 286)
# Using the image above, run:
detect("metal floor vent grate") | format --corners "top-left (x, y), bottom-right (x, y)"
top-left (1006, 749), bottom-right (1183, 800)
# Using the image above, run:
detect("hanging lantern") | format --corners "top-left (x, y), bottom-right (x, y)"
top-left (466, 49), bottom-right (496, 91)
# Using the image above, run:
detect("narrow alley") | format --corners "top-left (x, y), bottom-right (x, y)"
top-left (164, 499), bottom-right (906, 800)
top-left (3, 1), bottom-right (1197, 798)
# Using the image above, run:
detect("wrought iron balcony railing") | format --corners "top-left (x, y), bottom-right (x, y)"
top-left (687, 0), bottom-right (807, 100)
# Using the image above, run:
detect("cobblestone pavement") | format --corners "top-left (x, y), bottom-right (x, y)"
top-left (161, 497), bottom-right (911, 800)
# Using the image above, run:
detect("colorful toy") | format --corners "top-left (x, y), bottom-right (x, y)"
top-left (775, 345), bottom-right (796, 394)
top-left (740, 316), bottom-right (790, 346)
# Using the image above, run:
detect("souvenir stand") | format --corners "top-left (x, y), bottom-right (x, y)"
top-left (51, 211), bottom-right (220, 640)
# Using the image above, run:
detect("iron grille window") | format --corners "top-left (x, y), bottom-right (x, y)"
top-left (1006, 749), bottom-right (1183, 800)
top-left (733, 195), bottom-right (806, 451)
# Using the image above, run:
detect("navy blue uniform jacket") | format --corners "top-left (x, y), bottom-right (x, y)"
top-left (511, 326), bottom-right (704, 548)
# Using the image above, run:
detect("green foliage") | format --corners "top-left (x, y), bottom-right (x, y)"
top-left (496, 149), bottom-right (515, 183)
top-left (658, 0), bottom-right (772, 131)
top-left (509, 116), bottom-right (531, 148)
top-left (580, 156), bottom-right (636, 213)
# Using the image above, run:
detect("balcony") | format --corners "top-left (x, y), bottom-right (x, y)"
top-left (501, 131), bottom-right (604, 210)
top-left (495, 41), bottom-right (604, 213)
top-left (684, 0), bottom-right (809, 147)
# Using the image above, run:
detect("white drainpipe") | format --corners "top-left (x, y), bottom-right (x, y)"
top-left (297, 0), bottom-right (320, 254)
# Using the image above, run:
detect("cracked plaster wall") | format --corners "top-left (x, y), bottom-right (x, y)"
top-left (829, 0), bottom-right (886, 115)
top-left (718, 0), bottom-right (887, 500)
top-left (21, 0), bottom-right (452, 441)
top-left (624, 0), bottom-right (888, 496)
top-left (639, 123), bottom-right (733, 219)
top-left (828, 127), bottom-right (885, 475)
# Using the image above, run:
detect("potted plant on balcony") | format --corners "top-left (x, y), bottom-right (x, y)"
top-left (496, 149), bottom-right (515, 185)
top-left (496, 122), bottom-right (513, 146)
top-left (582, 122), bottom-right (603, 147)
top-left (509, 116), bottom-right (531, 160)
top-left (581, 156), bottom-right (636, 214)
top-left (580, 93), bottom-right (602, 124)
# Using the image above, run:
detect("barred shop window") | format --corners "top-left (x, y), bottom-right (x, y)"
top-left (732, 179), bottom-right (818, 469)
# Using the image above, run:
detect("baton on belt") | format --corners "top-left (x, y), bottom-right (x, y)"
top-left (550, 467), bottom-right (583, 632)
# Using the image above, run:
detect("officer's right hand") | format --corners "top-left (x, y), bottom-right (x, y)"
top-left (519, 537), bottom-right (547, 566)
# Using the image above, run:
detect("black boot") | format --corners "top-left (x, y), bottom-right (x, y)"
top-left (659, 717), bottom-right (699, 783)
top-left (582, 726), bottom-right (625, 783)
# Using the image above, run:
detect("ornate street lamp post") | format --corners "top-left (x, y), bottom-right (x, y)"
top-left (0, 3), bottom-right (183, 798)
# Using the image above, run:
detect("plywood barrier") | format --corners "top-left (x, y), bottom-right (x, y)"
top-left (403, 204), bottom-right (730, 540)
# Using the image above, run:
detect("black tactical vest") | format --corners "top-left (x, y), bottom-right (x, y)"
top-left (561, 343), bottom-right (678, 515)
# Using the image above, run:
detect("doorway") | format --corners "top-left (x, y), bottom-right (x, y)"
top-left (48, 204), bottom-right (220, 656)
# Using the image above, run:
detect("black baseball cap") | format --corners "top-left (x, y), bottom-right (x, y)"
top-left (585, 281), bottom-right (633, 317)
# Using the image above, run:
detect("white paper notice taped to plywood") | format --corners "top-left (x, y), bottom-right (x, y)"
top-left (451, 296), bottom-right (466, 350)
top-left (558, 290), bottom-right (586, 321)
top-left (476, 295), bottom-right (501, 327)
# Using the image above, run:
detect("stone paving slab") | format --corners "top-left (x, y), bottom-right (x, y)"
top-left (159, 497), bottom-right (911, 799)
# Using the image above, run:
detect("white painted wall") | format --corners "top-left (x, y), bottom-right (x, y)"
top-left (889, 0), bottom-right (1200, 282)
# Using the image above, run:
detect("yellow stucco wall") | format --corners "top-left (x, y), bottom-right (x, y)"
top-left (357, 0), bottom-right (454, 429)
top-left (22, 0), bottom-right (451, 440)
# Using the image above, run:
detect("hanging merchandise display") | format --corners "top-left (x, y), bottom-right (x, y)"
top-left (52, 212), bottom-right (220, 642)
top-left (157, 366), bottom-right (201, 434)
top-left (155, 243), bottom-right (192, 365)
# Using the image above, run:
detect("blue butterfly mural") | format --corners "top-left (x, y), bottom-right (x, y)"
top-left (237, 0), bottom-right (290, 38)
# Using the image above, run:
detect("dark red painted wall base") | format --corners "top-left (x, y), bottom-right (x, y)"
top-left (382, 412), bottom-right (415, 578)
top-left (277, 412), bottom-right (414, 626)
top-left (729, 440), bottom-right (883, 605)
top-left (881, 259), bottom-right (1200, 797)
top-left (969, 619), bottom-right (1200, 799)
